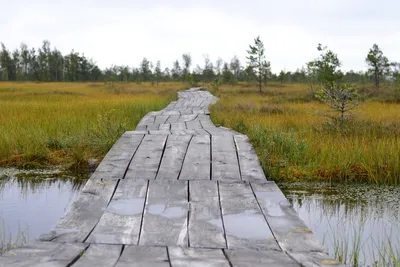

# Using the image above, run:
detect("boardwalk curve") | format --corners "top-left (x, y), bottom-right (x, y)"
top-left (0, 88), bottom-right (344, 266)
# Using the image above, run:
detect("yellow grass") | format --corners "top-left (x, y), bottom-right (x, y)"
top-left (0, 82), bottom-right (185, 169)
top-left (210, 83), bottom-right (400, 184)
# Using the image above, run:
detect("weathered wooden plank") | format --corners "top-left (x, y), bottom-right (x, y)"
top-left (186, 119), bottom-right (202, 129)
top-left (162, 110), bottom-right (180, 116)
top-left (146, 123), bottom-right (160, 131)
top-left (193, 128), bottom-right (211, 136)
top-left (189, 181), bottom-right (226, 248)
top-left (171, 122), bottom-right (186, 130)
top-left (224, 249), bottom-right (300, 267)
top-left (115, 246), bottom-right (170, 267)
top-left (156, 135), bottom-right (192, 180)
top-left (135, 124), bottom-right (147, 131)
top-left (178, 114), bottom-right (197, 122)
top-left (169, 247), bottom-right (230, 267)
top-left (179, 135), bottom-right (210, 180)
top-left (154, 115), bottom-right (170, 125)
top-left (212, 136), bottom-right (241, 181)
top-left (139, 180), bottom-right (188, 246)
top-left (86, 179), bottom-right (148, 244)
top-left (125, 134), bottom-right (168, 180)
top-left (234, 135), bottom-right (267, 181)
top-left (72, 244), bottom-right (122, 267)
top-left (250, 181), bottom-right (324, 253)
top-left (159, 123), bottom-right (171, 131)
top-left (286, 251), bottom-right (345, 267)
top-left (166, 115), bottom-right (180, 123)
top-left (91, 132), bottom-right (144, 181)
top-left (218, 181), bottom-right (279, 250)
top-left (149, 130), bottom-right (171, 135)
top-left (40, 179), bottom-right (118, 242)
top-left (184, 129), bottom-right (199, 135)
top-left (0, 241), bottom-right (88, 267)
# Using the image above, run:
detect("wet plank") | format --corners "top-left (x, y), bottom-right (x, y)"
top-left (40, 179), bottom-right (118, 242)
top-left (250, 181), bottom-right (324, 253)
top-left (115, 246), bottom-right (169, 267)
top-left (0, 241), bottom-right (87, 267)
top-left (212, 136), bottom-right (241, 181)
top-left (234, 135), bottom-right (266, 181)
top-left (179, 135), bottom-right (210, 180)
top-left (72, 244), bottom-right (122, 267)
top-left (139, 180), bottom-right (188, 246)
top-left (91, 132), bottom-right (144, 181)
top-left (188, 181), bottom-right (226, 248)
top-left (169, 247), bottom-right (230, 267)
top-left (86, 179), bottom-right (148, 244)
top-left (224, 249), bottom-right (300, 267)
top-left (156, 135), bottom-right (192, 180)
top-left (125, 134), bottom-right (168, 180)
top-left (218, 181), bottom-right (279, 250)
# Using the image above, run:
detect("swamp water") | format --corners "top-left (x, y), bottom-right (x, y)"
top-left (0, 168), bottom-right (87, 253)
top-left (281, 183), bottom-right (400, 267)
top-left (0, 168), bottom-right (399, 267)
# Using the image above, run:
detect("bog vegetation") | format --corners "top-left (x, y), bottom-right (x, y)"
top-left (0, 38), bottom-right (399, 185)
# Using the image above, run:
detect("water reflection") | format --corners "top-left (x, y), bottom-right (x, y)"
top-left (0, 168), bottom-right (87, 251)
top-left (281, 183), bottom-right (400, 267)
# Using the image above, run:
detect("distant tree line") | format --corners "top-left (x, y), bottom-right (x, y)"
top-left (0, 40), bottom-right (398, 88)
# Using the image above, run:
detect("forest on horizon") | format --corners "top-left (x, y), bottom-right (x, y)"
top-left (0, 39), bottom-right (399, 86)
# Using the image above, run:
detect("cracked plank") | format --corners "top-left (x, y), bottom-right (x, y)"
top-left (125, 135), bottom-right (168, 180)
top-left (156, 135), bottom-right (192, 180)
top-left (179, 135), bottom-right (210, 180)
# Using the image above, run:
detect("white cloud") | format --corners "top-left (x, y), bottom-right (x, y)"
top-left (1, 0), bottom-right (399, 73)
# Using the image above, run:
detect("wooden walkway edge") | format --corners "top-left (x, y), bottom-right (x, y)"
top-left (0, 88), bottom-right (345, 267)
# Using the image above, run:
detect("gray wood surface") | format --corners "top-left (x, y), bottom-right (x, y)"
top-left (234, 135), bottom-right (266, 181)
top-left (125, 134), bottom-right (168, 180)
top-left (86, 179), bottom-right (148, 244)
top-left (39, 179), bottom-right (118, 242)
top-left (224, 249), bottom-right (300, 267)
top-left (218, 181), bottom-right (279, 250)
top-left (139, 180), bottom-right (188, 246)
top-left (156, 135), bottom-right (192, 180)
top-left (72, 244), bottom-right (122, 267)
top-left (212, 135), bottom-right (241, 181)
top-left (0, 241), bottom-right (87, 267)
top-left (250, 181), bottom-right (324, 253)
top-left (188, 181), bottom-right (226, 248)
top-left (115, 246), bottom-right (169, 267)
top-left (179, 135), bottom-right (210, 180)
top-left (169, 247), bottom-right (230, 267)
top-left (91, 132), bottom-right (144, 181)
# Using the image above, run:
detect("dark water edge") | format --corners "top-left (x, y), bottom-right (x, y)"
top-left (0, 167), bottom-right (88, 251)
top-left (280, 182), bottom-right (400, 267)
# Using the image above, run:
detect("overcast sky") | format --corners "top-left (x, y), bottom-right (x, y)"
top-left (1, 0), bottom-right (399, 73)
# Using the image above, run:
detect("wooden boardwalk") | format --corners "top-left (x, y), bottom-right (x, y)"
top-left (0, 88), bottom-right (343, 266)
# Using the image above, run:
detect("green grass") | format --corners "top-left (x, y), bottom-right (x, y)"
top-left (0, 82), bottom-right (185, 170)
top-left (210, 82), bottom-right (400, 184)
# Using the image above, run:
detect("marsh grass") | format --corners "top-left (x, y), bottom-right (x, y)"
top-left (0, 219), bottom-right (29, 255)
top-left (0, 82), bottom-right (185, 170)
top-left (210, 83), bottom-right (400, 184)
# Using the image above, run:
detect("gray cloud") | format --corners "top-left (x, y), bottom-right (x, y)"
top-left (1, 0), bottom-right (399, 72)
